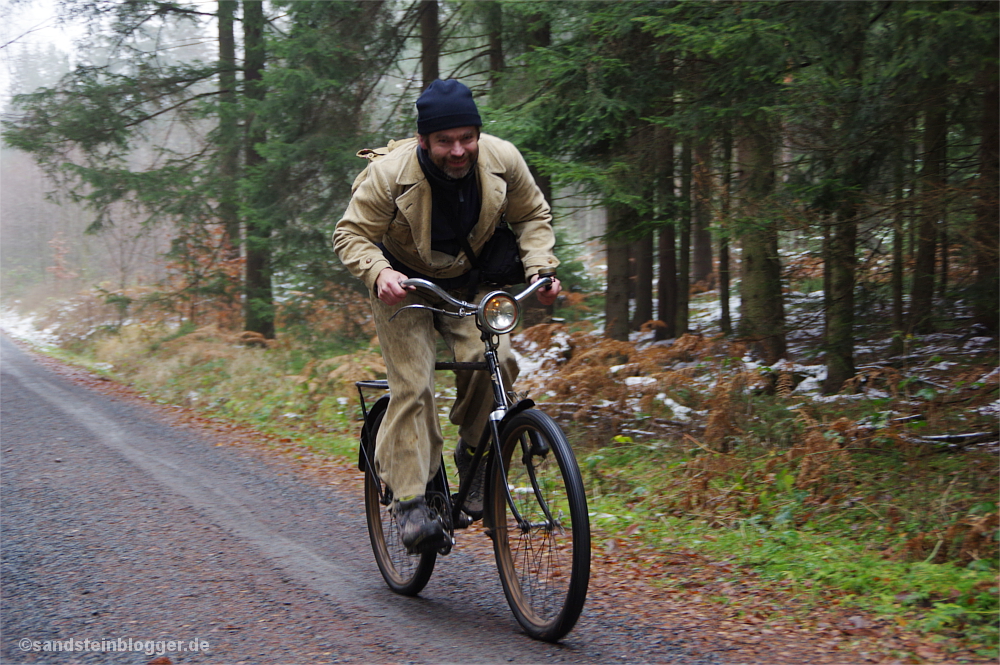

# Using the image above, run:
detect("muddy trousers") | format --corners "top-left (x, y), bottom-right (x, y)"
top-left (370, 289), bottom-right (519, 500)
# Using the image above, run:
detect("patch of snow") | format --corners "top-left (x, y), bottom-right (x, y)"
top-left (795, 376), bottom-right (823, 394)
top-left (514, 330), bottom-right (571, 380)
top-left (770, 359), bottom-right (824, 375)
top-left (689, 294), bottom-right (741, 331)
top-left (965, 337), bottom-right (996, 350)
top-left (978, 367), bottom-right (999, 383)
top-left (655, 393), bottom-right (694, 422)
top-left (624, 376), bottom-right (656, 387)
top-left (930, 361), bottom-right (955, 371)
top-left (813, 392), bottom-right (873, 403)
top-left (977, 400), bottom-right (1000, 417)
top-left (0, 307), bottom-right (60, 346)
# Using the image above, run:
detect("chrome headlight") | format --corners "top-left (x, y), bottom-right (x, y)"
top-left (480, 291), bottom-right (520, 335)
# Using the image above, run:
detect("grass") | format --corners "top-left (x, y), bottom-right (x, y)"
top-left (575, 430), bottom-right (998, 656)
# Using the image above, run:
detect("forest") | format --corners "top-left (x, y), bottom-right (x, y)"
top-left (1, 1), bottom-right (998, 660)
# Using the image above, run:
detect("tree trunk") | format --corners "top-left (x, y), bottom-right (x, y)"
top-left (719, 129), bottom-right (733, 335)
top-left (654, 68), bottom-right (677, 341)
top-left (910, 80), bottom-right (947, 334)
top-left (605, 204), bottom-right (631, 341)
top-left (822, 215), bottom-right (831, 341)
top-left (938, 208), bottom-right (949, 301)
top-left (527, 12), bottom-right (551, 55)
top-left (521, 167), bottom-right (554, 328)
top-left (973, 38), bottom-right (999, 332)
top-left (242, 0), bottom-right (273, 338)
top-left (735, 118), bottom-right (785, 363)
top-left (419, 0), bottom-right (439, 90)
top-left (657, 225), bottom-right (677, 340)
top-left (823, 192), bottom-right (858, 394)
top-left (692, 138), bottom-right (713, 288)
top-left (486, 1), bottom-right (504, 88)
top-left (217, 0), bottom-right (240, 260)
top-left (519, 11), bottom-right (553, 329)
top-left (676, 139), bottom-right (692, 335)
top-left (890, 137), bottom-right (906, 355)
top-left (632, 234), bottom-right (654, 329)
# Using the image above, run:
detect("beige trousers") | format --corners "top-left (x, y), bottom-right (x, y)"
top-left (371, 288), bottom-right (519, 499)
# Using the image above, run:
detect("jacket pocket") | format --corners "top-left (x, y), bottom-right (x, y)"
top-left (385, 215), bottom-right (411, 245)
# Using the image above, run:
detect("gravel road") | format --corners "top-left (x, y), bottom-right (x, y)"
top-left (1, 336), bottom-right (726, 665)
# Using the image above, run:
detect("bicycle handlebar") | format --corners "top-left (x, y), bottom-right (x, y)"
top-left (400, 275), bottom-right (555, 310)
top-left (400, 278), bottom-right (473, 310)
top-left (515, 275), bottom-right (555, 303)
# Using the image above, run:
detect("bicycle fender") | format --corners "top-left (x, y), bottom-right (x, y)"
top-left (358, 394), bottom-right (390, 472)
top-left (496, 398), bottom-right (535, 432)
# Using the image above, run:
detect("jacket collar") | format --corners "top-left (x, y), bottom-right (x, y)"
top-left (393, 134), bottom-right (508, 266)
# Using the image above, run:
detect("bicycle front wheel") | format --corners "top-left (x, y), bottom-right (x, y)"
top-left (363, 408), bottom-right (436, 596)
top-left (489, 409), bottom-right (590, 642)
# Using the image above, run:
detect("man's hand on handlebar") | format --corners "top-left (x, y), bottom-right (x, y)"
top-left (380, 267), bottom-right (560, 307)
top-left (531, 273), bottom-right (561, 307)
top-left (375, 268), bottom-right (414, 306)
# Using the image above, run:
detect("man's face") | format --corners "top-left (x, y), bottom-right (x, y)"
top-left (418, 126), bottom-right (480, 179)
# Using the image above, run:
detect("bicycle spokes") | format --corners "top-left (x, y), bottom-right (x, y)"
top-left (491, 409), bottom-right (589, 641)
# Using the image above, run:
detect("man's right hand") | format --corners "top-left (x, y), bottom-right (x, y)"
top-left (375, 268), bottom-right (414, 306)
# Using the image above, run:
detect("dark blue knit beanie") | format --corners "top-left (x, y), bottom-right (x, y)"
top-left (416, 79), bottom-right (482, 135)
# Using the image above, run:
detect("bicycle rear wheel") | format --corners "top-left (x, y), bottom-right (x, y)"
top-left (363, 408), bottom-right (436, 595)
top-left (489, 409), bottom-right (590, 642)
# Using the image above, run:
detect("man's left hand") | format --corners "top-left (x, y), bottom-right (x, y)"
top-left (531, 273), bottom-right (561, 307)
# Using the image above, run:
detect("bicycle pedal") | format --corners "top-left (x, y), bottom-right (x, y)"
top-left (437, 536), bottom-right (455, 556)
top-left (454, 512), bottom-right (474, 529)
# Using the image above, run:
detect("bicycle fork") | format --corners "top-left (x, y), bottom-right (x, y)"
top-left (455, 330), bottom-right (555, 537)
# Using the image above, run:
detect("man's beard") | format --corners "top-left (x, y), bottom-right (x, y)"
top-left (432, 152), bottom-right (477, 180)
top-left (442, 162), bottom-right (473, 179)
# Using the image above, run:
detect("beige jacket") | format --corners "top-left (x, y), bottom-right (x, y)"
top-left (334, 133), bottom-right (559, 292)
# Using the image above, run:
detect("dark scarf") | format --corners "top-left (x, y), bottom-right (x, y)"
top-left (417, 146), bottom-right (481, 258)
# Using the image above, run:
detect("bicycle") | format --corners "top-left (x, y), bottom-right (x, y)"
top-left (355, 274), bottom-right (590, 642)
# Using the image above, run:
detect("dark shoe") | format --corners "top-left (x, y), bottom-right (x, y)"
top-left (392, 496), bottom-right (449, 554)
top-left (454, 439), bottom-right (485, 518)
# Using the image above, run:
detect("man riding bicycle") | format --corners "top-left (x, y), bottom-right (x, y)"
top-left (334, 79), bottom-right (562, 554)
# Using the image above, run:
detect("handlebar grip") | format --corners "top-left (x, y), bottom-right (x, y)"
top-left (538, 269), bottom-right (557, 279)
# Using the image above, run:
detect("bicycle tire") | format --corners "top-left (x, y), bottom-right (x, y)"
top-left (363, 408), bottom-right (436, 596)
top-left (489, 409), bottom-right (590, 642)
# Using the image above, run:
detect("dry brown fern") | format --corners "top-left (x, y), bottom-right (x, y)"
top-left (776, 372), bottom-right (794, 398)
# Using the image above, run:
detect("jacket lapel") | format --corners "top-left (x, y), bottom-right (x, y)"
top-left (471, 142), bottom-right (507, 248)
top-left (395, 151), bottom-right (434, 264)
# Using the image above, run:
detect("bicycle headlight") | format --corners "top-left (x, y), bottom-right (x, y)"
top-left (480, 291), bottom-right (520, 335)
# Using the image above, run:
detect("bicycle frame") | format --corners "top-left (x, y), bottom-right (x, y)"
top-left (357, 274), bottom-right (590, 642)
top-left (355, 275), bottom-right (556, 535)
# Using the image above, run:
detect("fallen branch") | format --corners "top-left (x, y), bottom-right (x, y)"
top-left (917, 432), bottom-right (998, 445)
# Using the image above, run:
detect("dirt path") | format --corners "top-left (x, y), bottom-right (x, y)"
top-left (0, 336), bottom-right (980, 664)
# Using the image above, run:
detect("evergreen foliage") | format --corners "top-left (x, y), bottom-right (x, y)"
top-left (2, 0), bottom-right (997, 361)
